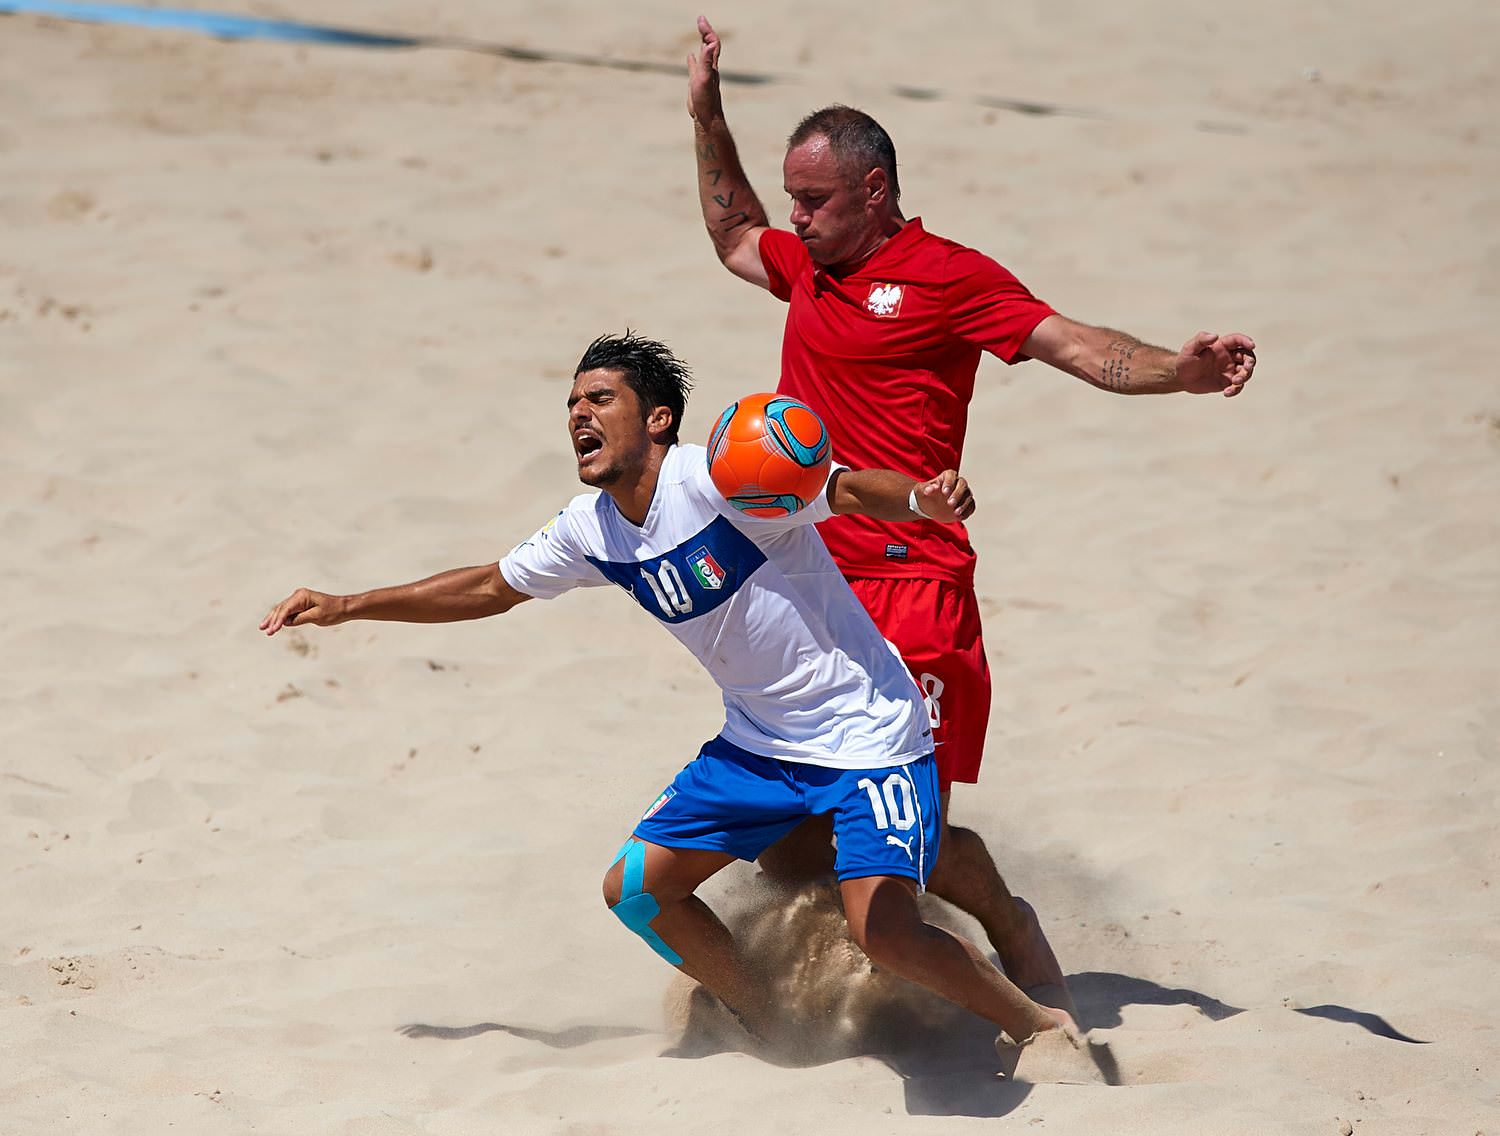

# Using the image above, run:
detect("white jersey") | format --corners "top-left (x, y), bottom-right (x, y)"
top-left (499, 444), bottom-right (931, 769)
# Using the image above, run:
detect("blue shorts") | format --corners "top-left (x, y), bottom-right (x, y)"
top-left (633, 737), bottom-right (941, 889)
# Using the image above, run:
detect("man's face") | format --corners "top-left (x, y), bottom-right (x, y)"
top-left (782, 136), bottom-right (879, 268)
top-left (568, 368), bottom-right (653, 488)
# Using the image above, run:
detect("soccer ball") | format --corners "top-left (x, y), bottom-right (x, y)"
top-left (706, 393), bottom-right (832, 517)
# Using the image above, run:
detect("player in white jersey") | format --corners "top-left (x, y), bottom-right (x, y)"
top-left (260, 333), bottom-right (1094, 1064)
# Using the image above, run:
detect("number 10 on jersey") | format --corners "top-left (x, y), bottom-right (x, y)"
top-left (639, 562), bottom-right (693, 617)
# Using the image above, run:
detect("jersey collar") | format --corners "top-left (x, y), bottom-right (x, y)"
top-left (817, 217), bottom-right (925, 285)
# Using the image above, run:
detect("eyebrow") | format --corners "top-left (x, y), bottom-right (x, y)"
top-left (567, 384), bottom-right (615, 408)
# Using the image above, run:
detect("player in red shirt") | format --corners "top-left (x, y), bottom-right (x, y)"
top-left (686, 17), bottom-right (1257, 1007)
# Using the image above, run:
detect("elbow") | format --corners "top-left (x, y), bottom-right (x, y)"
top-left (708, 231), bottom-right (741, 271)
top-left (1056, 335), bottom-right (1093, 381)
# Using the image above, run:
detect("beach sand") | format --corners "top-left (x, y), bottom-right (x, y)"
top-left (3, 2), bottom-right (1497, 1132)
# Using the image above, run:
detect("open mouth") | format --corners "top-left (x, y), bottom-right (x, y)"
top-left (574, 429), bottom-right (603, 461)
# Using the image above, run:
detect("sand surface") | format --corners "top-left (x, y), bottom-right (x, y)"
top-left (3, 2), bottom-right (1498, 1132)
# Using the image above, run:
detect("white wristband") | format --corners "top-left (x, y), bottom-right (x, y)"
top-left (908, 487), bottom-right (928, 518)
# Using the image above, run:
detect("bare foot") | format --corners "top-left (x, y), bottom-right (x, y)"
top-left (997, 1023), bottom-right (1120, 1086)
top-left (1025, 982), bottom-right (1079, 1020)
top-left (998, 897), bottom-right (1077, 1018)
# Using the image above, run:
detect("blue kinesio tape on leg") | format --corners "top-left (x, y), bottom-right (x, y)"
top-left (609, 839), bottom-right (683, 966)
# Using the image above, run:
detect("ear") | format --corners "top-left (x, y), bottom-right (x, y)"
top-left (865, 167), bottom-right (889, 206)
top-left (646, 404), bottom-right (675, 442)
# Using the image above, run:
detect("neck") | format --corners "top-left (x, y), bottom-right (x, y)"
top-left (604, 443), bottom-right (671, 526)
top-left (828, 212), bottom-right (908, 275)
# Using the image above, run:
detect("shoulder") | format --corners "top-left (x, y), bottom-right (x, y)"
top-left (668, 442), bottom-right (708, 476)
top-left (504, 490), bottom-right (601, 568)
top-left (938, 244), bottom-right (1037, 308)
top-left (643, 445), bottom-right (721, 519)
top-left (897, 221), bottom-right (1016, 281)
top-left (670, 444), bottom-right (721, 507)
top-left (863, 223), bottom-right (1011, 300)
top-left (556, 490), bottom-right (607, 543)
top-left (938, 238), bottom-right (1018, 285)
top-left (759, 228), bottom-right (812, 296)
top-left (561, 489), bottom-right (604, 517)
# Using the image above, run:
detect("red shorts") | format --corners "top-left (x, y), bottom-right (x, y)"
top-left (846, 577), bottom-right (991, 792)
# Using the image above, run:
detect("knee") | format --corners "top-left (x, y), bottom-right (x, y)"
top-left (943, 821), bottom-right (987, 858)
top-left (603, 838), bottom-right (688, 909)
top-left (602, 858), bottom-right (624, 909)
top-left (604, 839), bottom-right (684, 966)
top-left (930, 821), bottom-right (988, 877)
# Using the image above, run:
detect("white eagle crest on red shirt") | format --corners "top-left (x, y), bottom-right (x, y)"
top-left (865, 282), bottom-right (904, 318)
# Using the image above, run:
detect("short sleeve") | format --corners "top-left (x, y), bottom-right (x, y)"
top-left (759, 228), bottom-right (811, 303)
top-left (499, 506), bottom-right (607, 599)
top-left (945, 246), bottom-right (1055, 364)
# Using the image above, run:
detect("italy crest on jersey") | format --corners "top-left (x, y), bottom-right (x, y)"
top-left (688, 546), bottom-right (726, 590)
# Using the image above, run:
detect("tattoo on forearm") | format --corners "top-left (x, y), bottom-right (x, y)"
top-left (1101, 338), bottom-right (1138, 391)
top-left (697, 140), bottom-right (725, 186)
top-left (697, 136), bottom-right (762, 234)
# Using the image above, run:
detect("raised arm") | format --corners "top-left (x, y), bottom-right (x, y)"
top-left (259, 564), bottom-right (529, 637)
top-left (828, 469), bottom-right (975, 523)
top-left (1022, 314), bottom-right (1256, 397)
top-left (688, 15), bottom-right (771, 288)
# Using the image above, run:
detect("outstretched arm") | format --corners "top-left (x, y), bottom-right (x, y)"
top-left (1022, 314), bottom-right (1256, 397)
top-left (688, 15), bottom-right (771, 288)
top-left (259, 564), bottom-right (530, 636)
top-left (829, 469), bottom-right (975, 523)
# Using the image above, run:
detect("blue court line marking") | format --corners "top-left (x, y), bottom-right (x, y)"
top-left (0, 0), bottom-right (1247, 131)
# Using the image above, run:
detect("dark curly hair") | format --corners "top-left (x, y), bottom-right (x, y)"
top-left (574, 331), bottom-right (694, 443)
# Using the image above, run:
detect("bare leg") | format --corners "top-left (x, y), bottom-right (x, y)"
top-left (761, 792), bottom-right (1072, 1009)
top-left (838, 873), bottom-right (1064, 1043)
top-left (603, 841), bottom-right (774, 1037)
top-left (755, 813), bottom-right (835, 884)
top-left (840, 875), bottom-right (1112, 1084)
top-left (925, 791), bottom-right (1070, 1001)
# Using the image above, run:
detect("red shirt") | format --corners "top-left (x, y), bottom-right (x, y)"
top-left (760, 219), bottom-right (1054, 584)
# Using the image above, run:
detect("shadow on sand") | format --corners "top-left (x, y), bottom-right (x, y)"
top-left (395, 970), bottom-right (1423, 1119)
top-left (1068, 971), bottom-right (1429, 1043)
top-left (397, 1021), bottom-right (651, 1047)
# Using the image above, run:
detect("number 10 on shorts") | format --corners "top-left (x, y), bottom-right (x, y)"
top-left (857, 773), bottom-right (917, 831)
